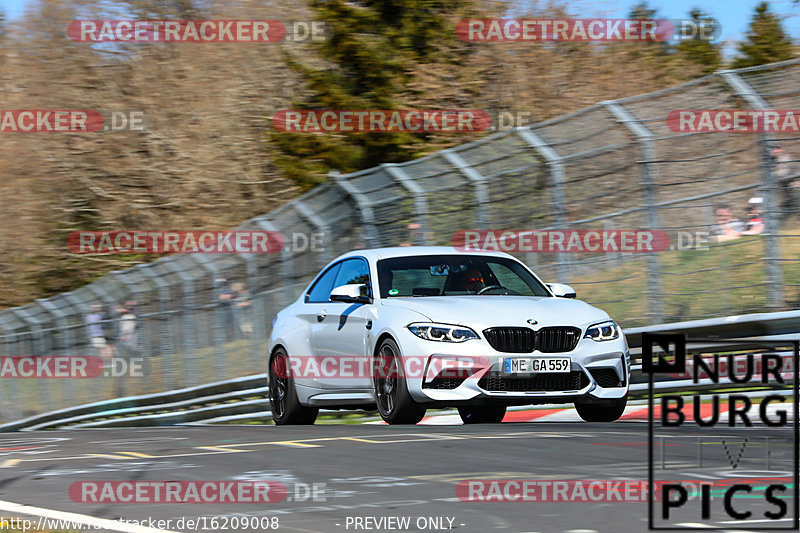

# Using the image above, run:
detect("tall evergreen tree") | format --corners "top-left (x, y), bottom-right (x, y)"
top-left (269, 0), bottom-right (468, 189)
top-left (625, 2), bottom-right (671, 58)
top-left (675, 8), bottom-right (722, 75)
top-left (732, 2), bottom-right (794, 69)
top-left (629, 2), bottom-right (656, 20)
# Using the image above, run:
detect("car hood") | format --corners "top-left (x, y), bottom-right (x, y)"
top-left (380, 296), bottom-right (610, 330)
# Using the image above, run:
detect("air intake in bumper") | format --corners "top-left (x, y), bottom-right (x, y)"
top-left (588, 367), bottom-right (625, 388)
top-left (478, 371), bottom-right (590, 392)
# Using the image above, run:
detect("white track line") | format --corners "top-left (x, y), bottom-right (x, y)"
top-left (420, 414), bottom-right (463, 425)
top-left (0, 499), bottom-right (179, 533)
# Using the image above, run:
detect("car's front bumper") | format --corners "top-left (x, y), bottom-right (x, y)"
top-left (398, 329), bottom-right (630, 405)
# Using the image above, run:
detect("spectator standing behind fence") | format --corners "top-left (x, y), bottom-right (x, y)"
top-left (215, 277), bottom-right (236, 341)
top-left (118, 301), bottom-right (139, 355)
top-left (114, 301), bottom-right (139, 397)
top-left (711, 206), bottom-right (745, 242)
top-left (399, 223), bottom-right (421, 246)
top-left (231, 282), bottom-right (253, 337)
top-left (742, 197), bottom-right (765, 235)
top-left (772, 147), bottom-right (799, 220)
top-left (86, 304), bottom-right (112, 362)
top-left (101, 305), bottom-right (118, 357)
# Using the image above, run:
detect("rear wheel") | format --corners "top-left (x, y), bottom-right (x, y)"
top-left (458, 404), bottom-right (507, 424)
top-left (373, 338), bottom-right (426, 425)
top-left (269, 348), bottom-right (318, 425)
top-left (575, 394), bottom-right (627, 422)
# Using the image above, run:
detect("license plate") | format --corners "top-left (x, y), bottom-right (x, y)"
top-left (502, 357), bottom-right (570, 374)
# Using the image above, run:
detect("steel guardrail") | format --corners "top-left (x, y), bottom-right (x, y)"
top-left (2, 311), bottom-right (798, 431)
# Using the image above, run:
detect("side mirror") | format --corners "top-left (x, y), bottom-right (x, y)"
top-left (547, 283), bottom-right (577, 299)
top-left (330, 283), bottom-right (371, 304)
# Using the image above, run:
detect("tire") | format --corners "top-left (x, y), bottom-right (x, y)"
top-left (269, 348), bottom-right (318, 425)
top-left (458, 404), bottom-right (507, 424)
top-left (575, 394), bottom-right (627, 422)
top-left (373, 338), bottom-right (426, 425)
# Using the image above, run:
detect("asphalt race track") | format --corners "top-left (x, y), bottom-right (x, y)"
top-left (0, 423), bottom-right (796, 533)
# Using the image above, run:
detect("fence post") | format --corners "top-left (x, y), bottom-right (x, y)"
top-left (603, 100), bottom-right (664, 323)
top-left (383, 163), bottom-right (429, 245)
top-left (63, 292), bottom-right (93, 405)
top-left (255, 219), bottom-right (296, 307)
top-left (441, 149), bottom-right (489, 230)
top-left (236, 252), bottom-right (262, 372)
top-left (37, 298), bottom-right (71, 414)
top-left (293, 199), bottom-right (332, 266)
top-left (0, 343), bottom-right (6, 421)
top-left (12, 308), bottom-right (53, 412)
top-left (86, 283), bottom-right (118, 399)
top-left (157, 257), bottom-right (192, 389)
top-left (515, 127), bottom-right (570, 282)
top-left (11, 309), bottom-right (43, 357)
top-left (0, 314), bottom-right (23, 421)
top-left (167, 265), bottom-right (199, 387)
top-left (109, 269), bottom-right (154, 396)
top-left (330, 170), bottom-right (381, 247)
top-left (139, 264), bottom-right (174, 390)
top-left (720, 70), bottom-right (785, 309)
top-left (193, 255), bottom-right (229, 381)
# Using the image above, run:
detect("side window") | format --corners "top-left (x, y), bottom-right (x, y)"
top-left (333, 258), bottom-right (371, 296)
top-left (306, 263), bottom-right (341, 303)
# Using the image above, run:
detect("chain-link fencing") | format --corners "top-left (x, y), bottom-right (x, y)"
top-left (2, 60), bottom-right (800, 423)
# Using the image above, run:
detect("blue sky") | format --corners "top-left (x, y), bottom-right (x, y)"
top-left (599, 0), bottom-right (800, 48)
top-left (0, 0), bottom-right (24, 19)
top-left (1, 0), bottom-right (798, 52)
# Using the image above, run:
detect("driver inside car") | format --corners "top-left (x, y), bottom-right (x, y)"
top-left (464, 267), bottom-right (485, 293)
top-left (457, 266), bottom-right (487, 293)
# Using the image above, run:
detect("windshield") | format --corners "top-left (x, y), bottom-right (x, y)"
top-left (377, 255), bottom-right (551, 298)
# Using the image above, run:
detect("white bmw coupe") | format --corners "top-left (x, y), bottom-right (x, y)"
top-left (268, 247), bottom-right (629, 425)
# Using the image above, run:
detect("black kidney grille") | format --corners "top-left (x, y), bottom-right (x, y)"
top-left (483, 327), bottom-right (536, 353)
top-left (536, 326), bottom-right (581, 353)
top-left (478, 371), bottom-right (589, 392)
top-left (482, 326), bottom-right (581, 353)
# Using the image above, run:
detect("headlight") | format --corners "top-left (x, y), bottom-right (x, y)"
top-left (584, 320), bottom-right (620, 341)
top-left (407, 322), bottom-right (479, 343)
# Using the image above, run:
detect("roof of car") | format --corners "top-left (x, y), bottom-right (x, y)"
top-left (333, 246), bottom-right (515, 262)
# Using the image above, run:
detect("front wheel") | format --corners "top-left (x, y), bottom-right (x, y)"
top-left (458, 404), bottom-right (507, 424)
top-left (269, 348), bottom-right (318, 425)
top-left (575, 394), bottom-right (627, 422)
top-left (373, 338), bottom-right (426, 425)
